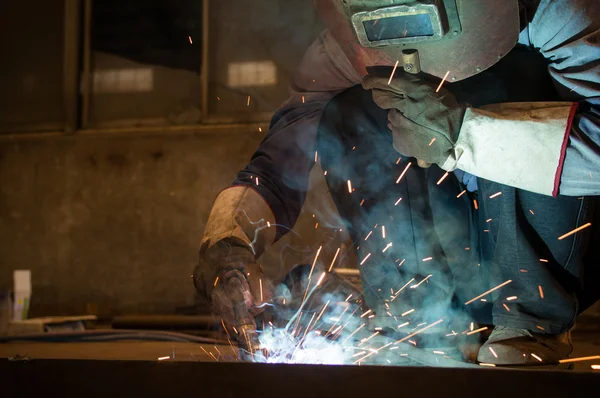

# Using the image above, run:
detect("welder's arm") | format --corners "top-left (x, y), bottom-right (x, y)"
top-left (194, 31), bottom-right (359, 331)
top-left (231, 30), bottom-right (361, 239)
top-left (443, 0), bottom-right (600, 197)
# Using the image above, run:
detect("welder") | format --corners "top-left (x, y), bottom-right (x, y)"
top-left (195, 0), bottom-right (600, 366)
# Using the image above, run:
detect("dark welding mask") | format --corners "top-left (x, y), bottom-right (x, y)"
top-left (316, 0), bottom-right (520, 81)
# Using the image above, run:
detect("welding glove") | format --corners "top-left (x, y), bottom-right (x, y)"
top-left (364, 73), bottom-right (578, 196)
top-left (194, 186), bottom-right (276, 327)
top-left (362, 73), bottom-right (467, 167)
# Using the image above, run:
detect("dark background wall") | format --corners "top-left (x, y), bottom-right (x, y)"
top-left (0, 0), bottom-right (345, 317)
top-left (0, 129), bottom-right (351, 317)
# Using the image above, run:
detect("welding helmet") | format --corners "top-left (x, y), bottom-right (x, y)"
top-left (315, 0), bottom-right (520, 82)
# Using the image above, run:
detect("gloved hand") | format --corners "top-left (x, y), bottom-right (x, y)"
top-left (194, 238), bottom-right (273, 331)
top-left (362, 73), bottom-right (468, 168)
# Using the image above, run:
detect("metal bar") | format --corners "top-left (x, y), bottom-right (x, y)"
top-left (201, 0), bottom-right (210, 120)
top-left (62, 0), bottom-right (82, 134)
top-left (81, 0), bottom-right (93, 128)
top-left (2, 359), bottom-right (599, 398)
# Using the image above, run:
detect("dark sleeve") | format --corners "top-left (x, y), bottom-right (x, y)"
top-left (232, 31), bottom-right (361, 239)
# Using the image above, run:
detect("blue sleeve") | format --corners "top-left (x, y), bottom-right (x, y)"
top-left (527, 0), bottom-right (600, 196)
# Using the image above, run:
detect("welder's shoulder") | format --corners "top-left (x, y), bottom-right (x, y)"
top-left (530, 0), bottom-right (600, 49)
top-left (294, 30), bottom-right (361, 92)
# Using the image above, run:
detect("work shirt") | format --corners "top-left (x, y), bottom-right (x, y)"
top-left (233, 0), bottom-right (600, 237)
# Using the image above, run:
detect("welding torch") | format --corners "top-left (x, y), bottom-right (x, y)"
top-left (224, 272), bottom-right (262, 357)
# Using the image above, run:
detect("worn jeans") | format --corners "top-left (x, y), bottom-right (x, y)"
top-left (317, 85), bottom-right (598, 334)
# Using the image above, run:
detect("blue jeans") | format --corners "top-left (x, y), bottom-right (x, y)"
top-left (317, 85), bottom-right (598, 334)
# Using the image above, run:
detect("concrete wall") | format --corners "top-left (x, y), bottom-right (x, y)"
top-left (0, 128), bottom-right (352, 317)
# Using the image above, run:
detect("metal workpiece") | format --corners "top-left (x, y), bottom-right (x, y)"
top-left (3, 358), bottom-right (600, 398)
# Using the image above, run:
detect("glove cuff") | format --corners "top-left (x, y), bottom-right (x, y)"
top-left (201, 186), bottom-right (276, 258)
top-left (441, 102), bottom-right (577, 196)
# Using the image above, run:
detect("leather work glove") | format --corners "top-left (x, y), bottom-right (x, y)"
top-left (194, 238), bottom-right (273, 328)
top-left (362, 73), bottom-right (468, 167)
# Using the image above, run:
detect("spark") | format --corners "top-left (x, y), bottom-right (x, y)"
top-left (486, 218), bottom-right (492, 223)
top-left (437, 172), bottom-right (450, 185)
top-left (188, 36), bottom-right (193, 44)
top-left (422, 257), bottom-right (433, 262)
top-left (255, 177), bottom-right (259, 186)
top-left (446, 331), bottom-right (458, 337)
top-left (316, 272), bottom-right (326, 286)
top-left (267, 221), bottom-right (271, 227)
top-left (394, 197), bottom-right (403, 206)
top-left (360, 253), bottom-right (372, 265)
top-left (360, 199), bottom-right (365, 206)
top-left (411, 274), bottom-right (432, 289)
top-left (536, 325), bottom-right (545, 331)
top-left (314, 300), bottom-right (331, 324)
top-left (396, 157), bottom-right (402, 165)
top-left (558, 222), bottom-right (592, 240)
top-left (328, 247), bottom-right (341, 272)
top-left (429, 138), bottom-right (437, 146)
top-left (382, 242), bottom-right (393, 252)
top-left (402, 309), bottom-right (415, 316)
top-left (259, 127), bottom-right (262, 132)
top-left (302, 95), bottom-right (306, 104)
top-left (530, 209), bottom-right (535, 215)
top-left (388, 61), bottom-right (400, 85)
top-left (436, 71), bottom-right (450, 93)
top-left (308, 245), bottom-right (323, 280)
top-left (342, 323), bottom-right (366, 344)
top-left (457, 190), bottom-right (467, 198)
top-left (398, 259), bottom-right (406, 266)
top-left (433, 351), bottom-right (445, 355)
top-left (213, 276), bottom-right (219, 287)
top-left (398, 322), bottom-right (409, 329)
top-left (324, 171), bottom-right (328, 176)
top-left (540, 259), bottom-right (548, 263)
top-left (365, 231), bottom-right (373, 240)
top-left (396, 162), bottom-right (412, 183)
top-left (465, 280), bottom-right (513, 305)
top-left (489, 192), bottom-right (502, 199)
top-left (360, 309), bottom-right (372, 318)
top-left (503, 303), bottom-right (511, 312)
top-left (506, 296), bottom-right (517, 301)
top-left (345, 294), bottom-right (353, 302)
top-left (247, 96), bottom-right (251, 106)
top-left (158, 356), bottom-right (170, 361)
top-left (382, 225), bottom-right (386, 239)
top-left (538, 285), bottom-right (544, 299)
top-left (531, 353), bottom-right (543, 362)
top-left (347, 180), bottom-right (353, 193)
top-left (473, 199), bottom-right (479, 210)
top-left (489, 347), bottom-right (498, 358)
top-left (358, 331), bottom-right (380, 346)
top-left (470, 322), bottom-right (474, 331)
top-left (314, 151), bottom-right (318, 162)
top-left (465, 247), bottom-right (470, 251)
top-left (394, 319), bottom-right (444, 344)
top-left (353, 351), bottom-right (367, 357)
top-left (480, 363), bottom-right (496, 367)
top-left (392, 278), bottom-right (415, 300)
top-left (217, 96), bottom-right (221, 101)
top-left (520, 269), bottom-right (528, 273)
top-left (559, 355), bottom-right (600, 364)
top-left (592, 365), bottom-right (600, 370)
top-left (466, 326), bottom-right (488, 335)
top-left (315, 222), bottom-right (319, 229)
top-left (259, 279), bottom-right (263, 301)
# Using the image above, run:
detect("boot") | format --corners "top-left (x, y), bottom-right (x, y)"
top-left (477, 325), bottom-right (572, 365)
